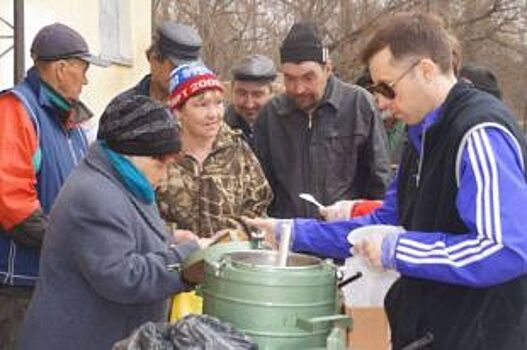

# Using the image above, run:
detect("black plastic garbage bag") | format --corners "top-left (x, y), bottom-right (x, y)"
top-left (112, 314), bottom-right (257, 350)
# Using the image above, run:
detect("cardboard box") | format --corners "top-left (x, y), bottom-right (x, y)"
top-left (346, 306), bottom-right (390, 350)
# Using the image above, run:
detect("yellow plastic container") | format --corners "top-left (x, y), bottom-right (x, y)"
top-left (171, 241), bottom-right (252, 322)
top-left (169, 291), bottom-right (203, 322)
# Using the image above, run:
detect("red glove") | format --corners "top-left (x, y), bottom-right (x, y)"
top-left (350, 200), bottom-right (382, 218)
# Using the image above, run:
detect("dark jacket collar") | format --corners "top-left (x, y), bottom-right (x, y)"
top-left (25, 67), bottom-right (54, 109)
top-left (24, 67), bottom-right (74, 128)
top-left (224, 105), bottom-right (253, 132)
top-left (440, 81), bottom-right (476, 121)
top-left (273, 74), bottom-right (343, 116)
top-left (134, 74), bottom-right (152, 96)
top-left (322, 75), bottom-right (344, 110)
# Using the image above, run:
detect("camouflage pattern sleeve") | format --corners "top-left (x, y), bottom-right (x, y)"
top-left (239, 142), bottom-right (273, 218)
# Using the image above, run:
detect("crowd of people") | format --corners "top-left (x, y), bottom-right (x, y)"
top-left (1, 9), bottom-right (525, 350)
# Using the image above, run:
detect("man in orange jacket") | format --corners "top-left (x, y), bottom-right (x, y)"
top-left (0, 23), bottom-right (107, 349)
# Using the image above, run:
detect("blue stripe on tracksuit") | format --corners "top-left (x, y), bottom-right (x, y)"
top-left (292, 110), bottom-right (527, 287)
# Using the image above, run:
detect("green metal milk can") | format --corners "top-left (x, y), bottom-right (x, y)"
top-left (202, 250), bottom-right (350, 349)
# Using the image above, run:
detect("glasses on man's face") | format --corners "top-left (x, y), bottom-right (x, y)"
top-left (368, 60), bottom-right (421, 100)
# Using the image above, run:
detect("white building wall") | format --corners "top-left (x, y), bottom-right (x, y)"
top-left (1, 0), bottom-right (152, 135)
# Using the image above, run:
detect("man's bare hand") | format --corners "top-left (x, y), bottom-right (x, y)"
top-left (352, 236), bottom-right (385, 271)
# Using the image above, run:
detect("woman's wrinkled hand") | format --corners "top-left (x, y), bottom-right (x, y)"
top-left (172, 229), bottom-right (199, 245)
top-left (241, 216), bottom-right (278, 249)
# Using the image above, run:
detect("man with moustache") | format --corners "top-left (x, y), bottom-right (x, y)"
top-left (255, 22), bottom-right (390, 218)
top-left (225, 54), bottom-right (276, 151)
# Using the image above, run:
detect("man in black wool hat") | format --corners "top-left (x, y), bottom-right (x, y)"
top-left (224, 54), bottom-right (277, 151)
top-left (459, 64), bottom-right (503, 100)
top-left (114, 21), bottom-right (202, 104)
top-left (254, 22), bottom-right (390, 219)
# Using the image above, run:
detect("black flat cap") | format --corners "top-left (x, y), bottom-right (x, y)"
top-left (232, 54), bottom-right (277, 82)
top-left (157, 22), bottom-right (202, 65)
top-left (31, 23), bottom-right (109, 67)
top-left (98, 95), bottom-right (181, 156)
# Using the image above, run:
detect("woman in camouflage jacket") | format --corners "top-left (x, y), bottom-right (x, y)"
top-left (158, 62), bottom-right (272, 239)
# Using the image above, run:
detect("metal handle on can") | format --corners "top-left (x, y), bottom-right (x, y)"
top-left (295, 314), bottom-right (352, 333)
top-left (296, 314), bottom-right (352, 350)
top-left (337, 271), bottom-right (363, 289)
top-left (211, 257), bottom-right (230, 277)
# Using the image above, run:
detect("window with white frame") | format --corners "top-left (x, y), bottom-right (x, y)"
top-left (99, 0), bottom-right (132, 66)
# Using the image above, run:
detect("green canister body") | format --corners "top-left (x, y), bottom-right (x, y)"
top-left (203, 251), bottom-right (341, 349)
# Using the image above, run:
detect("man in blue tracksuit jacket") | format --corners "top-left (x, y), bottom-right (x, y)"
top-left (246, 12), bottom-right (527, 349)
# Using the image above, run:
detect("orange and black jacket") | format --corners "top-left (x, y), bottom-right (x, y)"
top-left (0, 67), bottom-right (87, 286)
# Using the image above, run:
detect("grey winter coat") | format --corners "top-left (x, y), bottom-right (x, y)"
top-left (17, 144), bottom-right (199, 350)
top-left (255, 75), bottom-right (391, 218)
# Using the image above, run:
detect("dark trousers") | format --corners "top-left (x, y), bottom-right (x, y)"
top-left (386, 276), bottom-right (527, 350)
top-left (0, 286), bottom-right (33, 350)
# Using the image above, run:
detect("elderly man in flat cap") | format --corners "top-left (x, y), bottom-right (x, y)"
top-left (254, 22), bottom-right (390, 219)
top-left (224, 54), bottom-right (277, 150)
top-left (0, 22), bottom-right (107, 349)
top-left (115, 21), bottom-right (202, 104)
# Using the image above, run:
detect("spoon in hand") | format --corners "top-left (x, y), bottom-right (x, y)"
top-left (299, 193), bottom-right (325, 209)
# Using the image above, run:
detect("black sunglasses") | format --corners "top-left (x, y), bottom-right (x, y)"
top-left (368, 60), bottom-right (421, 100)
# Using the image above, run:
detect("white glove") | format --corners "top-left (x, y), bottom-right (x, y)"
top-left (319, 200), bottom-right (357, 221)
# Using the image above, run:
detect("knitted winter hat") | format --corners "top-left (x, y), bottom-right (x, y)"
top-left (459, 64), bottom-right (502, 100)
top-left (168, 62), bottom-right (224, 110)
top-left (280, 22), bottom-right (328, 64)
top-left (97, 95), bottom-right (181, 156)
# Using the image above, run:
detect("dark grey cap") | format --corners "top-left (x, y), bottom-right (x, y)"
top-left (232, 54), bottom-right (277, 82)
top-left (157, 22), bottom-right (202, 66)
top-left (31, 23), bottom-right (109, 67)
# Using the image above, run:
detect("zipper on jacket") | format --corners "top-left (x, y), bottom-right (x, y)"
top-left (61, 124), bottom-right (80, 166)
top-left (416, 129), bottom-right (426, 187)
top-left (303, 113), bottom-right (314, 215)
top-left (67, 137), bottom-right (79, 165)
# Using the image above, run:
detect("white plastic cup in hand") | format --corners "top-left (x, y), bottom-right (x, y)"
top-left (344, 225), bottom-right (403, 307)
top-left (343, 256), bottom-right (400, 306)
